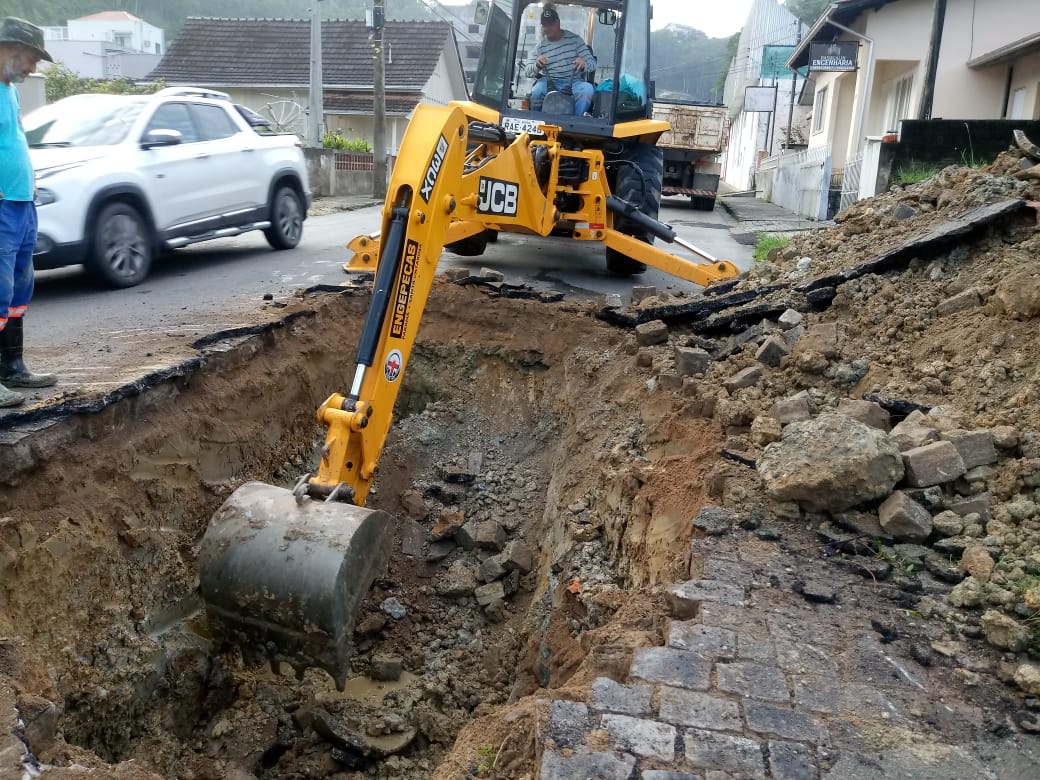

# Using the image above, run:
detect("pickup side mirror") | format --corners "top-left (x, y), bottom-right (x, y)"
top-left (141, 128), bottom-right (183, 149)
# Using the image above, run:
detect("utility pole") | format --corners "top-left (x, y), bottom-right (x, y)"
top-left (308, 0), bottom-right (325, 147)
top-left (372, 0), bottom-right (387, 199)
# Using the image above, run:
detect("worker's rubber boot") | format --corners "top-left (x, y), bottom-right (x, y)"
top-left (0, 318), bottom-right (57, 388)
top-left (0, 381), bottom-right (24, 407)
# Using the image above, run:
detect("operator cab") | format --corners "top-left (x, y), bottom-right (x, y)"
top-left (471, 0), bottom-right (654, 137)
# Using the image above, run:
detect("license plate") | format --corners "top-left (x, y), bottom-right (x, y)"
top-left (501, 116), bottom-right (543, 135)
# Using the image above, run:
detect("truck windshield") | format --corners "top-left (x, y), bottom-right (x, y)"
top-left (24, 96), bottom-right (148, 148)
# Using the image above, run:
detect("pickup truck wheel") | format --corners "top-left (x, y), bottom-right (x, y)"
top-left (605, 143), bottom-right (663, 276)
top-left (264, 186), bottom-right (303, 250)
top-left (88, 202), bottom-right (153, 288)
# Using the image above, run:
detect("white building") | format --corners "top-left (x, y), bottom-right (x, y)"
top-left (42, 11), bottom-right (164, 80)
top-left (720, 0), bottom-right (810, 192)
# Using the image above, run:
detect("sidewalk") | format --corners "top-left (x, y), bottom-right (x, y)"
top-left (718, 191), bottom-right (832, 245)
top-left (308, 193), bottom-right (384, 217)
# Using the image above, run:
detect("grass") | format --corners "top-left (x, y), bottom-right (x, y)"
top-left (893, 162), bottom-right (941, 186)
top-left (753, 233), bottom-right (789, 263)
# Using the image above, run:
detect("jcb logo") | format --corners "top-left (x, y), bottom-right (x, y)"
top-left (477, 177), bottom-right (519, 216)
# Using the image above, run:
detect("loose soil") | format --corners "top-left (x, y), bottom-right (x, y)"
top-left (2, 146), bottom-right (1040, 778)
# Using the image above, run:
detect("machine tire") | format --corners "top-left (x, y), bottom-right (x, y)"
top-left (606, 142), bottom-right (663, 276)
top-left (264, 186), bottom-right (303, 250)
top-left (445, 229), bottom-right (490, 257)
top-left (88, 202), bottom-right (153, 288)
top-left (691, 195), bottom-right (716, 211)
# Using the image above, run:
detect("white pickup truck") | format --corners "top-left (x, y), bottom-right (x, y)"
top-left (654, 100), bottom-right (729, 211)
top-left (25, 87), bottom-right (310, 288)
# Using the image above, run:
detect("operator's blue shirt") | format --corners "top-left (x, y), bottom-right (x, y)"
top-left (0, 83), bottom-right (34, 202)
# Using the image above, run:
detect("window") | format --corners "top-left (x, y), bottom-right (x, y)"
top-left (191, 104), bottom-right (238, 140)
top-left (113, 33), bottom-right (131, 48)
top-left (469, 24), bottom-right (480, 33)
top-left (466, 44), bottom-right (482, 60)
top-left (146, 103), bottom-right (198, 143)
top-left (812, 86), bottom-right (828, 133)
top-left (885, 73), bottom-right (913, 131)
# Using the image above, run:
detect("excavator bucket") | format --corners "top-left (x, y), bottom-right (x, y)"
top-left (197, 481), bottom-right (392, 690)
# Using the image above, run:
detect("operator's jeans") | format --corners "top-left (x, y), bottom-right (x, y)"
top-left (0, 200), bottom-right (36, 331)
top-left (530, 77), bottom-right (595, 115)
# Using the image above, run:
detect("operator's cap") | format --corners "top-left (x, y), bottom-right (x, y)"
top-left (0, 17), bottom-right (53, 62)
top-left (540, 7), bottom-right (560, 25)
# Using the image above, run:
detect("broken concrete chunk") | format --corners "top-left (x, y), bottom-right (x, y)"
top-left (981, 610), bottom-right (1031, 652)
top-left (770, 395), bottom-right (813, 426)
top-left (778, 309), bottom-right (803, 330)
top-left (902, 440), bottom-right (966, 487)
top-left (501, 539), bottom-right (534, 573)
top-left (995, 267), bottom-right (1040, 319)
top-left (370, 653), bottom-right (404, 682)
top-left (723, 366), bottom-right (763, 393)
top-left (437, 560), bottom-right (479, 597)
top-left (479, 267), bottom-right (505, 282)
top-left (636, 348), bottom-right (654, 368)
top-left (479, 555), bottom-right (507, 583)
top-left (836, 399), bottom-right (891, 431)
top-left (750, 415), bottom-right (782, 446)
top-left (430, 510), bottom-right (465, 541)
top-left (635, 319), bottom-right (669, 347)
top-left (755, 335), bottom-right (789, 367)
top-left (632, 285), bottom-right (657, 303)
top-left (799, 322), bottom-right (841, 358)
top-left (443, 267), bottom-right (471, 282)
top-left (474, 521), bottom-right (507, 551)
top-left (878, 491), bottom-right (933, 542)
top-left (935, 288), bottom-right (983, 316)
top-left (674, 346), bottom-right (711, 376)
top-left (889, 418), bottom-right (941, 451)
top-left (947, 493), bottom-right (991, 522)
top-left (474, 581), bottom-right (506, 606)
top-left (757, 413), bottom-right (904, 512)
top-left (603, 293), bottom-right (624, 309)
top-left (940, 429), bottom-right (998, 469)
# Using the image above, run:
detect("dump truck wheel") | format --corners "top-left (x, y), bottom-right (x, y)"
top-left (606, 143), bottom-right (663, 276)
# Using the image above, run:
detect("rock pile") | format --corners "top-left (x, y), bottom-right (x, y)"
top-left (612, 143), bottom-right (1040, 699)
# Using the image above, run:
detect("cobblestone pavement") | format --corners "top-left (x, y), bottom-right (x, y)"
top-left (537, 525), bottom-right (1040, 779)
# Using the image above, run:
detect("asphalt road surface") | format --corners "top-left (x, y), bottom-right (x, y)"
top-left (26, 200), bottom-right (754, 362)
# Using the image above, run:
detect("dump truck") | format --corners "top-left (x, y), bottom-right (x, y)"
top-left (654, 99), bottom-right (729, 210)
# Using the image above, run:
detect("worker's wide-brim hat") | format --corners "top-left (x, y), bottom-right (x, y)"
top-left (0, 17), bottom-right (53, 62)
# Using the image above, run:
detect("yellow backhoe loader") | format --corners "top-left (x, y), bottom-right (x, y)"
top-left (198, 0), bottom-right (741, 690)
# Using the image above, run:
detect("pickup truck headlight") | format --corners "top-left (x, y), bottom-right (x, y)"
top-left (34, 188), bottom-right (56, 207)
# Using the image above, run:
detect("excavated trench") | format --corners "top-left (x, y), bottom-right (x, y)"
top-left (0, 282), bottom-right (717, 779)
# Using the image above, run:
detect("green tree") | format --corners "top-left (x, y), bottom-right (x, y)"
top-left (42, 62), bottom-right (163, 101)
top-left (783, 0), bottom-right (830, 26)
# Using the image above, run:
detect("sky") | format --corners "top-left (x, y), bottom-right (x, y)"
top-left (649, 0), bottom-right (754, 37)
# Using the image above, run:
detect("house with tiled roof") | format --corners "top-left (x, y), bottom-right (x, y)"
top-left (42, 9), bottom-right (165, 79)
top-left (148, 17), bottom-right (468, 153)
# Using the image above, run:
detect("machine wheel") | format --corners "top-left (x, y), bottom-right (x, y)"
top-left (88, 202), bottom-right (153, 288)
top-left (264, 186), bottom-right (303, 250)
top-left (445, 229), bottom-right (490, 257)
top-left (691, 195), bottom-right (716, 211)
top-left (606, 143), bottom-right (663, 276)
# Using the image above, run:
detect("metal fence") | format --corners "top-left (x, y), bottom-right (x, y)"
top-left (839, 153), bottom-right (864, 213)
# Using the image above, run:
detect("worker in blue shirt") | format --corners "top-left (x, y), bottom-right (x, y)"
top-left (0, 17), bottom-right (56, 407)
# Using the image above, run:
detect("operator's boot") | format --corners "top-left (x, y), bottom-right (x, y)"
top-left (0, 318), bottom-right (57, 388)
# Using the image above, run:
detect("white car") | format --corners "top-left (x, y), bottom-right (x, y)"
top-left (25, 87), bottom-right (311, 288)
